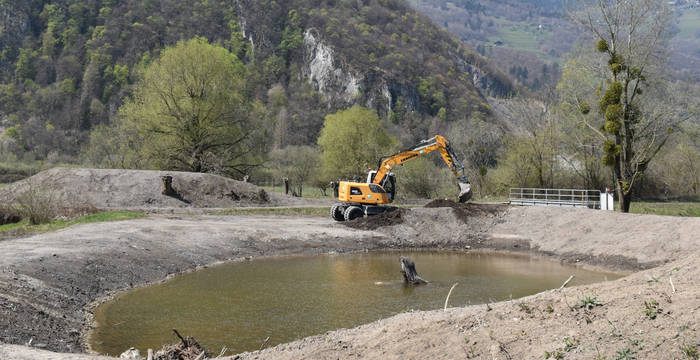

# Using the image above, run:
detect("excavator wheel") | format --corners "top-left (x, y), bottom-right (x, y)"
top-left (331, 204), bottom-right (346, 221)
top-left (343, 206), bottom-right (364, 221)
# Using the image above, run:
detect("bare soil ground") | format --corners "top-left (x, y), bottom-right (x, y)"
top-left (0, 168), bottom-right (329, 210)
top-left (0, 170), bottom-right (699, 359)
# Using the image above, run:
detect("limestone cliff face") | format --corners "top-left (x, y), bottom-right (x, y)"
top-left (301, 29), bottom-right (423, 116)
top-left (300, 29), bottom-right (507, 117)
top-left (302, 29), bottom-right (362, 104)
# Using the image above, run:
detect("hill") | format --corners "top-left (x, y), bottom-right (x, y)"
top-left (411, 0), bottom-right (700, 89)
top-left (0, 0), bottom-right (514, 163)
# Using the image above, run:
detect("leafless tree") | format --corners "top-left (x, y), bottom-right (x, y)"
top-left (569, 0), bottom-right (692, 211)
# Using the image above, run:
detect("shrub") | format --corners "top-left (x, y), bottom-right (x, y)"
top-left (13, 181), bottom-right (58, 225)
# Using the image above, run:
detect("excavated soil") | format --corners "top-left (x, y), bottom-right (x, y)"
top-left (0, 169), bottom-right (699, 359)
top-left (0, 168), bottom-right (328, 210)
top-left (342, 208), bottom-right (407, 230)
top-left (424, 199), bottom-right (509, 224)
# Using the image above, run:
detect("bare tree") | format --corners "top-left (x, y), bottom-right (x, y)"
top-left (569, 0), bottom-right (688, 211)
top-left (269, 145), bottom-right (319, 197)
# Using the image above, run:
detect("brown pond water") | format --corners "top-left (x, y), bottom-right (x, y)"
top-left (89, 251), bottom-right (622, 356)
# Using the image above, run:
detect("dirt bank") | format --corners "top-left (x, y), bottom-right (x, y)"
top-left (0, 168), bottom-right (329, 210)
top-left (0, 205), bottom-right (699, 359)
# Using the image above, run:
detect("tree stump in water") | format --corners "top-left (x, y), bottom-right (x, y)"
top-left (400, 256), bottom-right (427, 285)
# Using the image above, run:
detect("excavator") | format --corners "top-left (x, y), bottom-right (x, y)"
top-left (331, 135), bottom-right (472, 221)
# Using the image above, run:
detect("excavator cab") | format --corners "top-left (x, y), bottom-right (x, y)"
top-left (367, 170), bottom-right (396, 201)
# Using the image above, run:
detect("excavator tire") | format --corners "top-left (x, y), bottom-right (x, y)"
top-left (344, 206), bottom-right (364, 221)
top-left (331, 204), bottom-right (346, 221)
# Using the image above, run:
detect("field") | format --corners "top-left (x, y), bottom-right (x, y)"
top-left (487, 21), bottom-right (556, 61)
top-left (675, 7), bottom-right (700, 41)
top-left (630, 200), bottom-right (700, 217)
top-left (0, 210), bottom-right (146, 235)
top-left (261, 185), bottom-right (333, 199)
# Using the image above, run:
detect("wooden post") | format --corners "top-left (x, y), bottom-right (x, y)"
top-left (161, 176), bottom-right (176, 196)
top-left (331, 181), bottom-right (339, 198)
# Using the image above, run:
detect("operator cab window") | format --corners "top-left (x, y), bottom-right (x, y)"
top-left (350, 187), bottom-right (363, 195)
top-left (369, 184), bottom-right (385, 193)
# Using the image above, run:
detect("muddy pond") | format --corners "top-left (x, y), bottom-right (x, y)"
top-left (89, 251), bottom-right (622, 356)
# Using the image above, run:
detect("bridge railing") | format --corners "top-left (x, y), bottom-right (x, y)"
top-left (509, 188), bottom-right (601, 209)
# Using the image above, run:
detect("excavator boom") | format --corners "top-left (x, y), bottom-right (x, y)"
top-left (372, 135), bottom-right (472, 202)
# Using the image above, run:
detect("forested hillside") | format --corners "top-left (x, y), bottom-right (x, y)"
top-left (0, 0), bottom-right (513, 164)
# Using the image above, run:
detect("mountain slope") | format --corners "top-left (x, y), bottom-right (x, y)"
top-left (411, 0), bottom-right (700, 89)
top-left (0, 0), bottom-right (513, 162)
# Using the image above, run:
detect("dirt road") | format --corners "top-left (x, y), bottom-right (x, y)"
top-left (1, 205), bottom-right (699, 359)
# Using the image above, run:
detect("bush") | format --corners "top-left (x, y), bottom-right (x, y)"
top-left (0, 207), bottom-right (22, 225)
top-left (13, 181), bottom-right (58, 225)
top-left (394, 158), bottom-right (458, 199)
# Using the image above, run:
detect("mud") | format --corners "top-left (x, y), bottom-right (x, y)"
top-left (342, 208), bottom-right (406, 230)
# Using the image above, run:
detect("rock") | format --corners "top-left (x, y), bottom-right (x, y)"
top-left (120, 347), bottom-right (144, 360)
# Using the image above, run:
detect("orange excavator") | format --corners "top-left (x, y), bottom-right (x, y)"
top-left (331, 135), bottom-right (472, 221)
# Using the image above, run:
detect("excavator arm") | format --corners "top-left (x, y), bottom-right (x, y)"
top-left (372, 135), bottom-right (472, 202)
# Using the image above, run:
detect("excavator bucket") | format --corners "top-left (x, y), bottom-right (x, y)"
top-left (458, 181), bottom-right (472, 203)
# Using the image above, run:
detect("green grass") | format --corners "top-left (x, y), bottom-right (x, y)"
top-left (676, 8), bottom-right (700, 41)
top-left (487, 19), bottom-right (559, 61)
top-left (214, 207), bottom-right (330, 217)
top-left (0, 211), bottom-right (147, 234)
top-left (261, 185), bottom-right (333, 199)
top-left (630, 201), bottom-right (700, 217)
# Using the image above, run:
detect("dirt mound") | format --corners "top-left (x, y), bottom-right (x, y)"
top-left (424, 200), bottom-right (508, 223)
top-left (343, 208), bottom-right (407, 230)
top-left (0, 168), bottom-right (306, 209)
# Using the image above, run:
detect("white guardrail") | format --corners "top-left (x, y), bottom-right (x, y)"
top-left (509, 188), bottom-right (610, 209)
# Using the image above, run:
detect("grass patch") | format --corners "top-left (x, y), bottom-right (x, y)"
top-left (630, 201), bottom-right (700, 217)
top-left (214, 207), bottom-right (330, 217)
top-left (260, 185), bottom-right (333, 199)
top-left (486, 19), bottom-right (559, 61)
top-left (0, 211), bottom-right (146, 234)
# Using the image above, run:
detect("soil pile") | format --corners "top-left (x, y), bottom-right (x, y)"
top-left (0, 168), bottom-right (312, 209)
top-left (424, 200), bottom-right (508, 223)
top-left (342, 208), bottom-right (406, 230)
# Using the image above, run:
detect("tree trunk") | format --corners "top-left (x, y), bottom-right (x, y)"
top-left (331, 181), bottom-right (339, 198)
top-left (400, 257), bottom-right (427, 285)
top-left (283, 177), bottom-right (289, 195)
top-left (161, 176), bottom-right (176, 196)
top-left (615, 180), bottom-right (632, 213)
